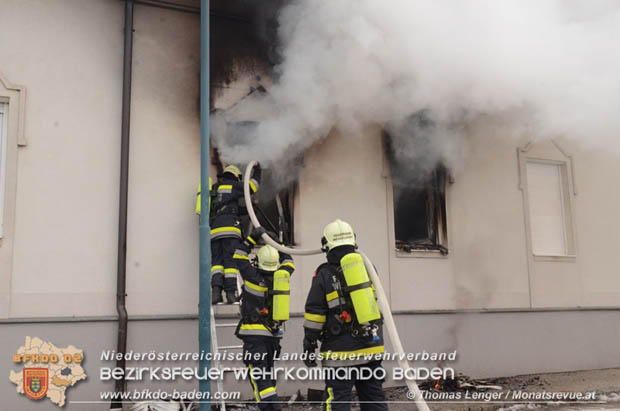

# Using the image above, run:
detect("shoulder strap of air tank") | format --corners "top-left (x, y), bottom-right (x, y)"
top-left (342, 282), bottom-right (373, 294)
top-left (323, 262), bottom-right (348, 298)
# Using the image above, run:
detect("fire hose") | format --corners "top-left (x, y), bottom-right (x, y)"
top-left (243, 161), bottom-right (430, 411)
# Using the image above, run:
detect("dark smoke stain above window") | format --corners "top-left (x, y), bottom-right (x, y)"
top-left (210, 0), bottom-right (283, 89)
top-left (384, 114), bottom-right (449, 255)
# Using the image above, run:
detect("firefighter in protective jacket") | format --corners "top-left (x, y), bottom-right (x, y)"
top-left (196, 164), bottom-right (261, 304)
top-left (303, 219), bottom-right (387, 411)
top-left (233, 229), bottom-right (295, 411)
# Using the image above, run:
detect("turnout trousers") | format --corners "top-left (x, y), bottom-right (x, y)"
top-left (242, 336), bottom-right (282, 411)
top-left (210, 237), bottom-right (240, 292)
top-left (322, 361), bottom-right (388, 411)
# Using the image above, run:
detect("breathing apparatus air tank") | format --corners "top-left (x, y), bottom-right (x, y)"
top-left (195, 177), bottom-right (212, 215)
top-left (340, 253), bottom-right (381, 324)
top-left (271, 269), bottom-right (290, 321)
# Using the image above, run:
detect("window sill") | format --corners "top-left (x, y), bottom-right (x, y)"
top-left (395, 249), bottom-right (449, 259)
top-left (533, 254), bottom-right (576, 262)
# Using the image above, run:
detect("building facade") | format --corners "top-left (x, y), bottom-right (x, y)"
top-left (1, 1), bottom-right (619, 410)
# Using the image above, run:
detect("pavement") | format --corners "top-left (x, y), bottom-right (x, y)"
top-left (277, 368), bottom-right (620, 411)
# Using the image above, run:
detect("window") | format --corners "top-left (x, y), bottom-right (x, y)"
top-left (391, 167), bottom-right (448, 254)
top-left (525, 160), bottom-right (574, 256)
top-left (0, 73), bottom-right (25, 311)
top-left (212, 84), bottom-right (300, 245)
top-left (0, 103), bottom-right (7, 237)
top-left (385, 132), bottom-right (449, 254)
top-left (210, 147), bottom-right (296, 246)
top-left (254, 172), bottom-right (296, 245)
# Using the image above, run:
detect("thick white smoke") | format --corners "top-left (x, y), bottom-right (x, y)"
top-left (214, 0), bottom-right (620, 172)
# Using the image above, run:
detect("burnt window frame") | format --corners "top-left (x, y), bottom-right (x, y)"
top-left (383, 132), bottom-right (450, 256)
top-left (253, 176), bottom-right (297, 246)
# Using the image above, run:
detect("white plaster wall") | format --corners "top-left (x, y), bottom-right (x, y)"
top-left (435, 122), bottom-right (532, 310)
top-left (0, 0), bottom-right (124, 317)
top-left (124, 4), bottom-right (200, 316)
top-left (293, 126), bottom-right (391, 313)
top-left (569, 143), bottom-right (620, 307)
top-left (0, 0), bottom-right (202, 318)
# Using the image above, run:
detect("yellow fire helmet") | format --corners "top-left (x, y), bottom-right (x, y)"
top-left (257, 245), bottom-right (279, 271)
top-left (223, 165), bottom-right (242, 180)
top-left (322, 219), bottom-right (357, 252)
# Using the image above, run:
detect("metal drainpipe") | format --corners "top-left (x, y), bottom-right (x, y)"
top-left (199, 0), bottom-right (212, 410)
top-left (111, 0), bottom-right (134, 409)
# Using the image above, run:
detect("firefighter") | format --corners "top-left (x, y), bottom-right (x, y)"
top-left (196, 164), bottom-right (261, 304)
top-left (233, 228), bottom-right (295, 411)
top-left (303, 219), bottom-right (388, 411)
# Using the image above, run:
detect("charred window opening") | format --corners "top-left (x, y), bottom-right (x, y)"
top-left (211, 123), bottom-right (297, 246)
top-left (255, 170), bottom-right (296, 246)
top-left (384, 132), bottom-right (449, 255)
top-left (392, 167), bottom-right (448, 254)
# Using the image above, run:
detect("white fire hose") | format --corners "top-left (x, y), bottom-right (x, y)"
top-left (243, 161), bottom-right (430, 411)
top-left (243, 161), bottom-right (322, 255)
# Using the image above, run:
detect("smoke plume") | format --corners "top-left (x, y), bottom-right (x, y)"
top-left (214, 0), bottom-right (620, 174)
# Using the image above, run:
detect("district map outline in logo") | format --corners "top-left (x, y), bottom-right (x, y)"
top-left (10, 337), bottom-right (87, 407)
top-left (23, 368), bottom-right (49, 400)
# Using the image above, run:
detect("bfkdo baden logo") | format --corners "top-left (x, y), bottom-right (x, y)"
top-left (24, 368), bottom-right (49, 400)
top-left (9, 337), bottom-right (87, 407)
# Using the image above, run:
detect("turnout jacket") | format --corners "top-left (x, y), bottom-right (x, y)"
top-left (304, 245), bottom-right (384, 367)
top-left (209, 169), bottom-right (260, 240)
top-left (234, 237), bottom-right (295, 339)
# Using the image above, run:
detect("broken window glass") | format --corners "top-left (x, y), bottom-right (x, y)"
top-left (254, 175), bottom-right (296, 246)
top-left (384, 118), bottom-right (449, 254)
top-left (391, 167), bottom-right (448, 254)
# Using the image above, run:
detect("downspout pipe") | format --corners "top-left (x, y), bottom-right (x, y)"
top-left (198, 1), bottom-right (212, 410)
top-left (111, 0), bottom-right (134, 409)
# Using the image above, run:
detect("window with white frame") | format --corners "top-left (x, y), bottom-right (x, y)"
top-left (525, 160), bottom-right (574, 256)
top-left (0, 102), bottom-right (7, 237)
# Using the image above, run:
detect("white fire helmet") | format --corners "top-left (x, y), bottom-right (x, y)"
top-left (321, 219), bottom-right (356, 252)
top-left (223, 165), bottom-right (242, 180)
top-left (257, 245), bottom-right (279, 271)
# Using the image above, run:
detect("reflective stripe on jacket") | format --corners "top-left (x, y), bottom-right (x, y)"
top-left (303, 246), bottom-right (384, 366)
top-left (234, 239), bottom-right (295, 339)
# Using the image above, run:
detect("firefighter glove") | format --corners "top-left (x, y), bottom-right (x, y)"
top-left (303, 337), bottom-right (318, 368)
top-left (251, 226), bottom-right (267, 240)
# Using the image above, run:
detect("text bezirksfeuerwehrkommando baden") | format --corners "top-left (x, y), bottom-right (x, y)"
top-left (100, 364), bottom-right (454, 382)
